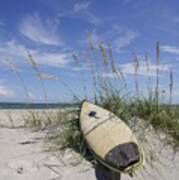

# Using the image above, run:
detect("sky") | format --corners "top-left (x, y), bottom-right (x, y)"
top-left (0, 0), bottom-right (179, 103)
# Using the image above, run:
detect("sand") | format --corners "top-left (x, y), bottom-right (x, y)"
top-left (0, 109), bottom-right (179, 180)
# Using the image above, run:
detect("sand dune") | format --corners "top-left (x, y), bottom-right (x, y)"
top-left (0, 110), bottom-right (178, 180)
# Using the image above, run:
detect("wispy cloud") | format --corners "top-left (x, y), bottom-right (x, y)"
top-left (71, 63), bottom-right (91, 71)
top-left (113, 30), bottom-right (139, 52)
top-left (85, 11), bottom-right (101, 25)
top-left (0, 40), bottom-right (27, 55)
top-left (102, 61), bottom-right (170, 78)
top-left (0, 40), bottom-right (71, 68)
top-left (27, 91), bottom-right (37, 100)
top-left (121, 61), bottom-right (170, 76)
top-left (34, 52), bottom-right (71, 68)
top-left (72, 1), bottom-right (101, 25)
top-left (101, 73), bottom-right (117, 78)
top-left (86, 30), bottom-right (101, 47)
top-left (19, 14), bottom-right (63, 46)
top-left (0, 40), bottom-right (28, 66)
top-left (86, 26), bottom-right (139, 51)
top-left (0, 81), bottom-right (14, 97)
top-left (161, 45), bottom-right (179, 55)
top-left (73, 1), bottom-right (91, 12)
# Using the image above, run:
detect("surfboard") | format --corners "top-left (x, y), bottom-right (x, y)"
top-left (80, 101), bottom-right (144, 175)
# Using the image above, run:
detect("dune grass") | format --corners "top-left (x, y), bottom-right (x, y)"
top-left (27, 40), bottom-right (179, 163)
top-left (84, 40), bottom-right (179, 149)
top-left (2, 38), bottom-right (179, 167)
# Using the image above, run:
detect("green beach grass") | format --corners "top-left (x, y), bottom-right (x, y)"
top-left (3, 38), bottom-right (179, 162)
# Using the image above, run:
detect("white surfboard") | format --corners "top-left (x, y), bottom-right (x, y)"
top-left (80, 101), bottom-right (144, 174)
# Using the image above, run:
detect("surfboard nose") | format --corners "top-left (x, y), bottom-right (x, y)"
top-left (81, 101), bottom-right (91, 110)
top-left (105, 142), bottom-right (140, 170)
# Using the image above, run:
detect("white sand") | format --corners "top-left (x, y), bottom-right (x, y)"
top-left (0, 110), bottom-right (179, 180)
top-left (0, 110), bottom-right (96, 180)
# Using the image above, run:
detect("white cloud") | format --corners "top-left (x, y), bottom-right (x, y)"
top-left (121, 61), bottom-right (170, 76)
top-left (73, 1), bottom-right (91, 12)
top-left (58, 1), bottom-right (101, 26)
top-left (101, 61), bottom-right (171, 78)
top-left (19, 14), bottom-right (63, 46)
top-left (34, 52), bottom-right (71, 68)
top-left (27, 92), bottom-right (36, 100)
top-left (71, 63), bottom-right (92, 71)
top-left (113, 30), bottom-right (139, 51)
top-left (85, 12), bottom-right (101, 25)
top-left (38, 73), bottom-right (58, 80)
top-left (0, 83), bottom-right (14, 97)
top-left (86, 30), bottom-right (101, 48)
top-left (0, 40), bottom-right (71, 68)
top-left (86, 26), bottom-right (139, 52)
top-left (101, 73), bottom-right (117, 78)
top-left (103, 61), bottom-right (171, 78)
top-left (72, 1), bottom-right (101, 25)
top-left (0, 40), bottom-right (28, 60)
top-left (161, 45), bottom-right (179, 55)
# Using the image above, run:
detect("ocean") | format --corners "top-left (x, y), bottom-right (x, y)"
top-left (0, 102), bottom-right (78, 109)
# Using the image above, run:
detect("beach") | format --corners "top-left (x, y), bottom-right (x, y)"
top-left (0, 109), bottom-right (179, 180)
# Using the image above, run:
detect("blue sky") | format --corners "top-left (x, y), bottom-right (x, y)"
top-left (0, 0), bottom-right (179, 103)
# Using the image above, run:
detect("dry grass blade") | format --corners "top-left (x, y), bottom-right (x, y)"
top-left (134, 55), bottom-right (140, 96)
top-left (27, 51), bottom-right (38, 70)
top-left (26, 51), bottom-right (48, 104)
top-left (144, 53), bottom-right (152, 92)
top-left (99, 43), bottom-right (108, 65)
top-left (169, 68), bottom-right (173, 105)
top-left (144, 53), bottom-right (150, 72)
top-left (108, 44), bottom-right (126, 87)
top-left (72, 54), bottom-right (87, 99)
top-left (72, 54), bottom-right (80, 67)
top-left (108, 44), bottom-right (116, 73)
top-left (156, 41), bottom-right (160, 64)
top-left (2, 59), bottom-right (30, 102)
top-left (155, 41), bottom-right (160, 112)
top-left (87, 32), bottom-right (95, 51)
top-left (39, 73), bottom-right (58, 80)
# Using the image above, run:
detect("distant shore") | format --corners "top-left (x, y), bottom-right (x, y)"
top-left (0, 102), bottom-right (79, 109)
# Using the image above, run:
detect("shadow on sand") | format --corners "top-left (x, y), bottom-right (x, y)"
top-left (95, 163), bottom-right (121, 180)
